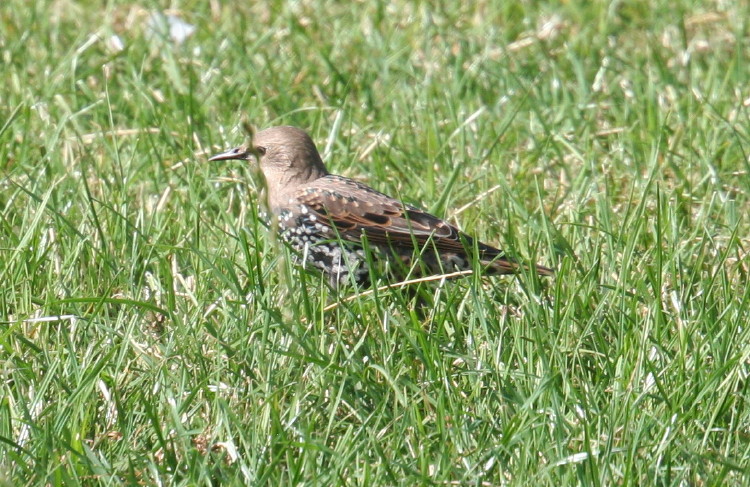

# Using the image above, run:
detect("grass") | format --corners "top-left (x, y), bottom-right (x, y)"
top-left (2, 0), bottom-right (750, 485)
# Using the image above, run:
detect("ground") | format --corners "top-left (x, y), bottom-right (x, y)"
top-left (1, 1), bottom-right (749, 485)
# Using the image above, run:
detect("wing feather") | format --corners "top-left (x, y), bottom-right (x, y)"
top-left (295, 175), bottom-right (502, 258)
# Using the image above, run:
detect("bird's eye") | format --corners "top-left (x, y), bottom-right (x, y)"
top-left (255, 146), bottom-right (267, 155)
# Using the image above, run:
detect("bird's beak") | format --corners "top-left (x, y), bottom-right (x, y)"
top-left (208, 146), bottom-right (252, 162)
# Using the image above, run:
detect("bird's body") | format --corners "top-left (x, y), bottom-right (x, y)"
top-left (210, 126), bottom-right (553, 287)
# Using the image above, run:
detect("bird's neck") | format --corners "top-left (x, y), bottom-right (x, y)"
top-left (264, 166), bottom-right (327, 214)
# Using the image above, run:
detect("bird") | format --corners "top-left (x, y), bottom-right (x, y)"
top-left (209, 125), bottom-right (553, 287)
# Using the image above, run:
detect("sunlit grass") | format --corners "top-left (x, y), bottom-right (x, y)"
top-left (1, 1), bottom-right (749, 485)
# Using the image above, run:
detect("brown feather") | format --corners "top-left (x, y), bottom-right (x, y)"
top-left (209, 126), bottom-right (554, 281)
top-left (295, 176), bottom-right (509, 261)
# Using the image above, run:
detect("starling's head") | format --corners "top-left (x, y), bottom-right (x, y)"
top-left (209, 126), bottom-right (329, 186)
top-left (209, 126), bottom-right (329, 211)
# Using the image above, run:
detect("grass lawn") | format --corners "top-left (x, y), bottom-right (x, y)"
top-left (2, 0), bottom-right (750, 485)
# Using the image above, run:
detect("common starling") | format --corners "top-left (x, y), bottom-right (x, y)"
top-left (209, 126), bottom-right (553, 287)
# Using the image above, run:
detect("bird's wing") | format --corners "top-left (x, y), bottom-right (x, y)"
top-left (294, 175), bottom-right (501, 257)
